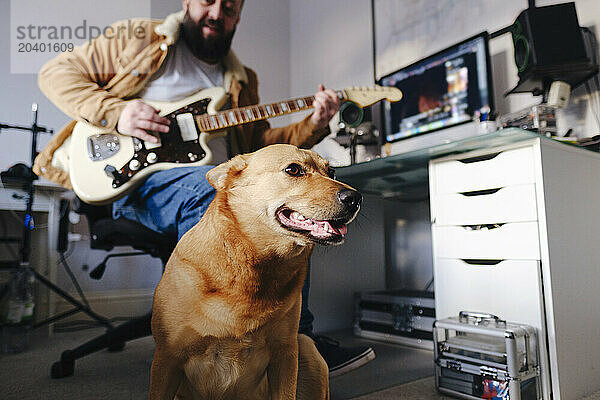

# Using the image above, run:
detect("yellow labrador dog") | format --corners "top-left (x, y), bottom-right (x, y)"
top-left (149, 144), bottom-right (362, 400)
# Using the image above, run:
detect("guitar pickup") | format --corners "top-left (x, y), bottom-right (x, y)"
top-left (144, 136), bottom-right (162, 150)
top-left (176, 113), bottom-right (199, 142)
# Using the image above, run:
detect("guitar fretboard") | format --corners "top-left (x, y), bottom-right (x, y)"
top-left (195, 90), bottom-right (346, 132)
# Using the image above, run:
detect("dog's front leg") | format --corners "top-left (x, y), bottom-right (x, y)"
top-left (266, 301), bottom-right (301, 400)
top-left (267, 334), bottom-right (299, 400)
top-left (149, 350), bottom-right (183, 400)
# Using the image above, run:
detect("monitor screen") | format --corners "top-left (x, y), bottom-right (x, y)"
top-left (379, 32), bottom-right (494, 143)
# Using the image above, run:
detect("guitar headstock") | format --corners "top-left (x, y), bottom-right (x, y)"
top-left (343, 85), bottom-right (402, 108)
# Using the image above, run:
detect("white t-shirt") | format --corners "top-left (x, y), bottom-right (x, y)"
top-left (138, 38), bottom-right (229, 165)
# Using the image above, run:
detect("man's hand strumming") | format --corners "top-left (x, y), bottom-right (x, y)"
top-left (116, 99), bottom-right (171, 143)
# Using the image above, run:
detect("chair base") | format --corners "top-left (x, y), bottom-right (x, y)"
top-left (50, 312), bottom-right (152, 379)
top-left (51, 358), bottom-right (74, 379)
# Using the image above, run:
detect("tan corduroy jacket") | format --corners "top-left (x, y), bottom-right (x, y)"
top-left (34, 11), bottom-right (329, 189)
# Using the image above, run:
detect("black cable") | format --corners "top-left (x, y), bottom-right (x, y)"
top-left (52, 320), bottom-right (101, 333)
top-left (53, 316), bottom-right (133, 333)
top-left (581, 27), bottom-right (600, 132)
top-left (0, 281), bottom-right (9, 302)
top-left (57, 224), bottom-right (78, 262)
top-left (59, 252), bottom-right (91, 309)
top-left (424, 277), bottom-right (434, 291)
top-left (585, 82), bottom-right (600, 131)
top-left (55, 203), bottom-right (89, 308)
top-left (490, 25), bottom-right (512, 39)
top-left (61, 239), bottom-right (77, 260)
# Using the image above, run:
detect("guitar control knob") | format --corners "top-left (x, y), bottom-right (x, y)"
top-left (104, 165), bottom-right (120, 179)
top-left (129, 159), bottom-right (141, 171)
top-left (147, 152), bottom-right (158, 164)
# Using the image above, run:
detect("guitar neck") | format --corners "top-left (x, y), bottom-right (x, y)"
top-left (195, 90), bottom-right (347, 132)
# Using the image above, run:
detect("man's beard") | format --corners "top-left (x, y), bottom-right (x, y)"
top-left (181, 12), bottom-right (235, 62)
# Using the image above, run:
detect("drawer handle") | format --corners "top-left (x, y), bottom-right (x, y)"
top-left (461, 223), bottom-right (505, 231)
top-left (457, 152), bottom-right (501, 164)
top-left (461, 259), bottom-right (504, 266)
top-left (459, 188), bottom-right (502, 197)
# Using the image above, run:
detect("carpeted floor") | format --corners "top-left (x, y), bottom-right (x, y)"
top-left (0, 326), bottom-right (434, 400)
top-left (0, 327), bottom-right (154, 400)
top-left (355, 377), bottom-right (455, 400)
top-left (2, 326), bottom-right (600, 400)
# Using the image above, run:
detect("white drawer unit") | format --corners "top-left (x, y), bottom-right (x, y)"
top-left (432, 222), bottom-right (541, 260)
top-left (432, 145), bottom-right (536, 194)
top-left (429, 138), bottom-right (600, 399)
top-left (434, 258), bottom-right (545, 335)
top-left (432, 183), bottom-right (538, 226)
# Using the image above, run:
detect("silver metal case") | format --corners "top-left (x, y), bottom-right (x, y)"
top-left (434, 312), bottom-right (541, 400)
top-left (354, 290), bottom-right (435, 350)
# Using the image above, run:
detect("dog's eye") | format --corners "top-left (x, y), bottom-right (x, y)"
top-left (327, 167), bottom-right (336, 179)
top-left (284, 163), bottom-right (305, 177)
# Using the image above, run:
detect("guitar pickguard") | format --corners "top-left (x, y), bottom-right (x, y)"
top-left (109, 98), bottom-right (212, 189)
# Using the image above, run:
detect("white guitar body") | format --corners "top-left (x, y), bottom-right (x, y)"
top-left (66, 85), bottom-right (402, 204)
top-left (69, 87), bottom-right (228, 204)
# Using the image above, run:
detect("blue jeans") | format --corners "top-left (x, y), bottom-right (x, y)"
top-left (113, 166), bottom-right (314, 333)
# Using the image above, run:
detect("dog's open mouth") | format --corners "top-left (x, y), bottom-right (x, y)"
top-left (276, 207), bottom-right (348, 243)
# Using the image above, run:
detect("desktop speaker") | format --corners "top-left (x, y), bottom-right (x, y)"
top-left (509, 2), bottom-right (597, 95)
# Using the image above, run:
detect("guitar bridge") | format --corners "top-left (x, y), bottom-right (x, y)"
top-left (88, 134), bottom-right (120, 161)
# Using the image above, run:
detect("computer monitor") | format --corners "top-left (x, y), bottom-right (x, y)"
top-left (379, 32), bottom-right (494, 143)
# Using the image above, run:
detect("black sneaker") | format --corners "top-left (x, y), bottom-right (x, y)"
top-left (309, 334), bottom-right (376, 377)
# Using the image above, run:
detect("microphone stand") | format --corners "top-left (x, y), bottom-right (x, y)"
top-left (0, 104), bottom-right (112, 331)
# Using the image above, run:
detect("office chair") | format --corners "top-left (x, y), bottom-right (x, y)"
top-left (50, 198), bottom-right (177, 379)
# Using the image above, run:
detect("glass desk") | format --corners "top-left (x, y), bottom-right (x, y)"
top-left (335, 128), bottom-right (581, 198)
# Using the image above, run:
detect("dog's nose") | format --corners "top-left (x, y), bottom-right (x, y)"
top-left (337, 189), bottom-right (362, 211)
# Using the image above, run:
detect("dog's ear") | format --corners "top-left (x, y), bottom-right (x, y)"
top-left (206, 154), bottom-right (248, 190)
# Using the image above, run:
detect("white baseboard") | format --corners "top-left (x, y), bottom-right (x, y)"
top-left (41, 288), bottom-right (155, 322)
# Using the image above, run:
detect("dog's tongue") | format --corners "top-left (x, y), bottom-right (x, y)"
top-left (318, 220), bottom-right (347, 236)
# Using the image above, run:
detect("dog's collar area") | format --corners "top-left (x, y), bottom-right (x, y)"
top-left (276, 207), bottom-right (347, 244)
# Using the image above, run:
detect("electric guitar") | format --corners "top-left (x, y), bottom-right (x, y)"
top-left (68, 85), bottom-right (402, 204)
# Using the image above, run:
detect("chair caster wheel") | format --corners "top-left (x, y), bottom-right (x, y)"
top-left (51, 359), bottom-right (74, 379)
top-left (108, 341), bottom-right (125, 352)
